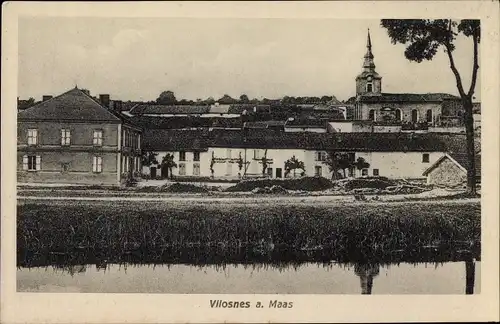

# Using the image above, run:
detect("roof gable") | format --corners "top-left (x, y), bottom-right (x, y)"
top-left (18, 88), bottom-right (122, 123)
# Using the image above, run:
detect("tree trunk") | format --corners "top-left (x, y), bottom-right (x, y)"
top-left (462, 97), bottom-right (477, 195)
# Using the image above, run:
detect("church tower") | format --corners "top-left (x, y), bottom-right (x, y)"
top-left (356, 29), bottom-right (382, 96)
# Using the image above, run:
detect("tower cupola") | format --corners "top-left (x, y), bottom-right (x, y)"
top-left (356, 29), bottom-right (382, 96)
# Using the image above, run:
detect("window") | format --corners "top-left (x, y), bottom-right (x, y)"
top-left (267, 167), bottom-right (273, 177)
top-left (422, 153), bottom-right (430, 163)
top-left (179, 151), bottom-right (186, 161)
top-left (411, 109), bottom-right (419, 123)
top-left (315, 166), bottom-right (322, 177)
top-left (92, 156), bottom-right (102, 173)
top-left (193, 163), bottom-right (200, 176)
top-left (61, 163), bottom-right (70, 173)
top-left (395, 109), bottom-right (402, 121)
top-left (93, 130), bottom-right (103, 146)
top-left (362, 169), bottom-right (368, 176)
top-left (23, 155), bottom-right (40, 171)
top-left (179, 163), bottom-right (186, 175)
top-left (61, 129), bottom-right (71, 146)
top-left (366, 82), bottom-right (373, 93)
top-left (426, 109), bottom-right (433, 123)
top-left (368, 109), bottom-right (376, 121)
top-left (226, 149), bottom-right (232, 159)
top-left (193, 151), bottom-right (200, 162)
top-left (253, 149), bottom-right (261, 159)
top-left (373, 169), bottom-right (379, 176)
top-left (315, 151), bottom-right (327, 162)
top-left (27, 129), bottom-right (38, 145)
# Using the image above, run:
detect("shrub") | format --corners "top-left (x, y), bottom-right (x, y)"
top-left (160, 182), bottom-right (209, 193)
top-left (344, 177), bottom-right (396, 190)
top-left (225, 176), bottom-right (333, 192)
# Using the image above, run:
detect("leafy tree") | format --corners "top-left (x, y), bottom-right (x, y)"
top-left (380, 19), bottom-right (480, 194)
top-left (217, 94), bottom-right (238, 104)
top-left (321, 95), bottom-right (333, 103)
top-left (324, 152), bottom-right (356, 179)
top-left (353, 157), bottom-right (370, 175)
top-left (284, 155), bottom-right (305, 177)
top-left (141, 151), bottom-right (158, 167)
top-left (161, 153), bottom-right (177, 179)
top-left (205, 97), bottom-right (216, 105)
top-left (239, 94), bottom-right (249, 103)
top-left (156, 91), bottom-right (177, 105)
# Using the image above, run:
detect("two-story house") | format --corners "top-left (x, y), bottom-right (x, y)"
top-left (17, 87), bottom-right (142, 186)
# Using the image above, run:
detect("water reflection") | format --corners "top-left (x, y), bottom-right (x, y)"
top-left (354, 263), bottom-right (380, 295)
top-left (18, 259), bottom-right (480, 294)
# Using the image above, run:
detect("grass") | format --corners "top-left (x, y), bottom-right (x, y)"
top-left (17, 199), bottom-right (481, 267)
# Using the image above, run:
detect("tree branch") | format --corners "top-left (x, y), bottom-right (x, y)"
top-left (468, 30), bottom-right (480, 97)
top-left (444, 23), bottom-right (467, 98)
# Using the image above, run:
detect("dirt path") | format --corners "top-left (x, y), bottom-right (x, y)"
top-left (17, 194), bottom-right (480, 206)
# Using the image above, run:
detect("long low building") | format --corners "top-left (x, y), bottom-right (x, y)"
top-left (141, 129), bottom-right (467, 180)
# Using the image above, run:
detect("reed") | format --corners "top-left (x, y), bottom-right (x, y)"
top-left (17, 200), bottom-right (480, 266)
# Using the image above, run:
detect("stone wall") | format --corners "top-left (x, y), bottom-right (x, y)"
top-left (427, 158), bottom-right (466, 186)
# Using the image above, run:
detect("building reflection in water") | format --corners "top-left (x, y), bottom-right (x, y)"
top-left (353, 259), bottom-right (476, 295)
top-left (354, 263), bottom-right (380, 295)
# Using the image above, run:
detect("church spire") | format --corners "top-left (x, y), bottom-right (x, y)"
top-left (363, 28), bottom-right (376, 72)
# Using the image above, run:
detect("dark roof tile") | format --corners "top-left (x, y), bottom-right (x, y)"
top-left (18, 87), bottom-right (123, 123)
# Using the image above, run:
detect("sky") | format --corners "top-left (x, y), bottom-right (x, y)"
top-left (18, 17), bottom-right (481, 102)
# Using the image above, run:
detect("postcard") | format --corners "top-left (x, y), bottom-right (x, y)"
top-left (1, 1), bottom-right (499, 323)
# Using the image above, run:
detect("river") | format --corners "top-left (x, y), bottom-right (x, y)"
top-left (17, 260), bottom-right (480, 294)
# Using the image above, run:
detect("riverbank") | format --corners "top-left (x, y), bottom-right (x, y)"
top-left (18, 199), bottom-right (481, 267)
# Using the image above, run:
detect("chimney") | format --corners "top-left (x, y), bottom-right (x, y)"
top-left (42, 95), bottom-right (53, 102)
top-left (112, 100), bottom-right (123, 112)
top-left (99, 94), bottom-right (110, 108)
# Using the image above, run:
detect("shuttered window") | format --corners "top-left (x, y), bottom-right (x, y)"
top-left (23, 155), bottom-right (40, 171)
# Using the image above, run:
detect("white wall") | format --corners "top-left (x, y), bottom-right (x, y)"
top-left (142, 150), bottom-right (210, 177)
top-left (142, 148), bottom-right (446, 180)
top-left (209, 147), bottom-right (308, 179)
top-left (355, 151), bottom-right (445, 179)
top-left (328, 122), bottom-right (353, 133)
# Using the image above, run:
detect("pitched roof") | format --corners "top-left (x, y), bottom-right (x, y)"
top-left (358, 93), bottom-right (460, 103)
top-left (141, 129), bottom-right (464, 152)
top-left (422, 152), bottom-right (481, 176)
top-left (130, 104), bottom-right (210, 115)
top-left (128, 115), bottom-right (242, 129)
top-left (17, 87), bottom-right (123, 123)
top-left (142, 129), bottom-right (210, 151)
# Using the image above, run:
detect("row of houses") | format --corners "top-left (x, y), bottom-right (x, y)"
top-left (16, 86), bottom-right (480, 187)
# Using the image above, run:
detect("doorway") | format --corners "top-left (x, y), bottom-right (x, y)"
top-left (161, 164), bottom-right (169, 179)
top-left (150, 167), bottom-right (157, 179)
top-left (276, 168), bottom-right (282, 178)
